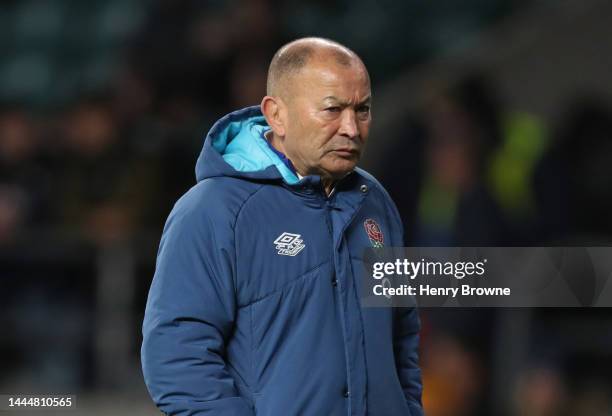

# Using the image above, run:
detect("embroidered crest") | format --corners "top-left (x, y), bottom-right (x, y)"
top-left (364, 219), bottom-right (384, 248)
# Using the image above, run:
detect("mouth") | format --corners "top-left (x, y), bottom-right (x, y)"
top-left (331, 148), bottom-right (360, 158)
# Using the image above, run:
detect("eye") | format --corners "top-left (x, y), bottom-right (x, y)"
top-left (356, 105), bottom-right (371, 120)
top-left (325, 106), bottom-right (341, 113)
top-left (357, 105), bottom-right (370, 114)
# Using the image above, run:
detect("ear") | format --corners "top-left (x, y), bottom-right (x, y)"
top-left (261, 95), bottom-right (287, 137)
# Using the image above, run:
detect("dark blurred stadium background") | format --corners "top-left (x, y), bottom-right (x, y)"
top-left (1, 0), bottom-right (612, 414)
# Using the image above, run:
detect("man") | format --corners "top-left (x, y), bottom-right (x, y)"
top-left (142, 37), bottom-right (423, 415)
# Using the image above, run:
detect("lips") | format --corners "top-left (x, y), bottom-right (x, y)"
top-left (331, 148), bottom-right (359, 157)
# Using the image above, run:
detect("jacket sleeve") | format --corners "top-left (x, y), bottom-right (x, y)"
top-left (141, 193), bottom-right (254, 416)
top-left (394, 307), bottom-right (424, 416)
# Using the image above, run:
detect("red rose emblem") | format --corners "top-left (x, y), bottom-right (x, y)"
top-left (364, 219), bottom-right (384, 246)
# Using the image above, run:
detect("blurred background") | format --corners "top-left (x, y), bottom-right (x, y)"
top-left (1, 0), bottom-right (612, 414)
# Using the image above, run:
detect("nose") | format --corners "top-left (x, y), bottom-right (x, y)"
top-left (338, 109), bottom-right (359, 139)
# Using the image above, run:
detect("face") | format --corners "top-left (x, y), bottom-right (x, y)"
top-left (280, 58), bottom-right (371, 180)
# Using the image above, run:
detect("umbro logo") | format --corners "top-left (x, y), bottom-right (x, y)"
top-left (274, 232), bottom-right (306, 256)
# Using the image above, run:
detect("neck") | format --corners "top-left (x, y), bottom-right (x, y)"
top-left (321, 177), bottom-right (336, 196)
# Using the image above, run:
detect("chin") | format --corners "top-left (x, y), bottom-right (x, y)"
top-left (319, 154), bottom-right (360, 179)
top-left (325, 163), bottom-right (357, 179)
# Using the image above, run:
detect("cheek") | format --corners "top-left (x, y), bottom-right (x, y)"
top-left (318, 128), bottom-right (340, 151)
top-left (358, 121), bottom-right (371, 142)
top-left (308, 120), bottom-right (336, 148)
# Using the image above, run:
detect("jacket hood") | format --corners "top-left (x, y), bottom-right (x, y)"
top-left (195, 106), bottom-right (300, 184)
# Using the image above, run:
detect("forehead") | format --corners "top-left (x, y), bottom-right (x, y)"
top-left (291, 58), bottom-right (371, 101)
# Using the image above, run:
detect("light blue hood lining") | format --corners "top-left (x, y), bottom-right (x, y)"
top-left (211, 115), bottom-right (300, 185)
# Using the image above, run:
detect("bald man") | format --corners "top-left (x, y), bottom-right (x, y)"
top-left (142, 38), bottom-right (423, 416)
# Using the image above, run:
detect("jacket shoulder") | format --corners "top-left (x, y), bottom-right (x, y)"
top-left (169, 177), bottom-right (263, 229)
top-left (355, 167), bottom-right (392, 200)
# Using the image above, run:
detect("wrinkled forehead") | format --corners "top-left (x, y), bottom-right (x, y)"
top-left (289, 58), bottom-right (371, 103)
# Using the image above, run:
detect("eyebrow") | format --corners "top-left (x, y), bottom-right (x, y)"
top-left (323, 95), bottom-right (371, 106)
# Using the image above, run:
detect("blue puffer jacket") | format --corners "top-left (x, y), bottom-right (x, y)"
top-left (141, 106), bottom-right (423, 415)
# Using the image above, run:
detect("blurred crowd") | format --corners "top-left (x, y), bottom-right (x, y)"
top-left (1, 0), bottom-right (284, 401)
top-left (2, 0), bottom-right (612, 415)
top-left (0, 0), bottom-right (283, 246)
top-left (382, 74), bottom-right (612, 247)
top-left (379, 74), bottom-right (612, 416)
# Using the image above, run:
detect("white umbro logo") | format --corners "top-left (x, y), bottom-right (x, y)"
top-left (274, 232), bottom-right (306, 256)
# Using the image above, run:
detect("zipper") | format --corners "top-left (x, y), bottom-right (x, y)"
top-left (324, 194), bottom-right (352, 414)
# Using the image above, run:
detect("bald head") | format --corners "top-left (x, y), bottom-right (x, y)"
top-left (266, 37), bottom-right (368, 99)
